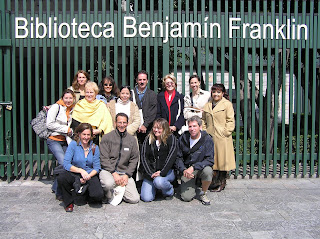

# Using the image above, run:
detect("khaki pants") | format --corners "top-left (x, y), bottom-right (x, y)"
top-left (180, 166), bottom-right (213, 202)
top-left (99, 170), bottom-right (140, 204)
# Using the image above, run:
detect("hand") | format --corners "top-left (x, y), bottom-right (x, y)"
top-left (112, 172), bottom-right (122, 186)
top-left (80, 178), bottom-right (87, 184)
top-left (151, 171), bottom-right (161, 179)
top-left (169, 126), bottom-right (177, 132)
top-left (92, 129), bottom-right (101, 136)
top-left (138, 125), bottom-right (147, 133)
top-left (120, 174), bottom-right (129, 187)
top-left (183, 166), bottom-right (194, 179)
top-left (80, 169), bottom-right (91, 181)
top-left (67, 128), bottom-right (73, 137)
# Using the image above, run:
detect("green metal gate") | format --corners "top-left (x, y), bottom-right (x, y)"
top-left (0, 0), bottom-right (319, 181)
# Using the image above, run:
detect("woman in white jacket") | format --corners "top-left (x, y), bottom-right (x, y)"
top-left (46, 89), bottom-right (75, 199)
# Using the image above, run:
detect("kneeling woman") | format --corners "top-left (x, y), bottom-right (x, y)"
top-left (57, 123), bottom-right (104, 212)
top-left (140, 118), bottom-right (178, 202)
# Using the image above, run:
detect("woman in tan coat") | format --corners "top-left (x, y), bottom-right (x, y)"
top-left (202, 83), bottom-right (235, 192)
top-left (107, 86), bottom-right (141, 138)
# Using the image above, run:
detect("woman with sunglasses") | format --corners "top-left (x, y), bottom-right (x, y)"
top-left (96, 76), bottom-right (120, 103)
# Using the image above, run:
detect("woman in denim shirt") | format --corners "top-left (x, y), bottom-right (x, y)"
top-left (57, 123), bottom-right (104, 212)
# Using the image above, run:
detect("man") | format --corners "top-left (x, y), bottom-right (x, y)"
top-left (99, 113), bottom-right (140, 204)
top-left (175, 115), bottom-right (214, 205)
top-left (131, 70), bottom-right (157, 145)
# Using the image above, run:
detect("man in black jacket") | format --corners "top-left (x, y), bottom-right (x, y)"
top-left (175, 116), bottom-right (214, 205)
top-left (131, 70), bottom-right (157, 146)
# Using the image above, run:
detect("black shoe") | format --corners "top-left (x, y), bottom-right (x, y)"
top-left (165, 195), bottom-right (174, 200)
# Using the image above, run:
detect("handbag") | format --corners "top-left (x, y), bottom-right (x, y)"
top-left (30, 105), bottom-right (60, 139)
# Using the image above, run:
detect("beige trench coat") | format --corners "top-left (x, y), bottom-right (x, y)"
top-left (202, 97), bottom-right (236, 171)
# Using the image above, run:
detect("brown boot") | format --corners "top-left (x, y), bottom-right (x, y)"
top-left (209, 170), bottom-right (221, 191)
top-left (211, 171), bottom-right (227, 192)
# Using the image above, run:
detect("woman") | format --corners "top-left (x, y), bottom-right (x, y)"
top-left (140, 118), bottom-right (177, 202)
top-left (202, 83), bottom-right (236, 192)
top-left (157, 74), bottom-right (185, 136)
top-left (69, 70), bottom-right (90, 102)
top-left (46, 89), bottom-right (75, 200)
top-left (184, 75), bottom-right (211, 120)
top-left (57, 123), bottom-right (104, 212)
top-left (107, 86), bottom-right (141, 137)
top-left (72, 82), bottom-right (113, 144)
top-left (96, 76), bottom-right (119, 103)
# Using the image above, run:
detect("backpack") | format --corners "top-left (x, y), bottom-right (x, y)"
top-left (30, 105), bottom-right (60, 139)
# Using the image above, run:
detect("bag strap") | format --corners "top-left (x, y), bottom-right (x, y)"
top-left (190, 92), bottom-right (194, 106)
top-left (92, 144), bottom-right (96, 155)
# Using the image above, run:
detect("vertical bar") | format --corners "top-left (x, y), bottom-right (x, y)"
top-left (302, 0), bottom-right (309, 177)
top-left (162, 1), bottom-right (169, 74)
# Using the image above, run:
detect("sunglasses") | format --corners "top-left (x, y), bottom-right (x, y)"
top-left (104, 83), bottom-right (113, 86)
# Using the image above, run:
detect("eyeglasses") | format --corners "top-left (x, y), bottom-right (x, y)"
top-left (165, 82), bottom-right (174, 86)
top-left (104, 83), bottom-right (113, 86)
top-left (153, 127), bottom-right (163, 130)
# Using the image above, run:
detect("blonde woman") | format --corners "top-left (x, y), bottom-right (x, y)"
top-left (157, 74), bottom-right (185, 136)
top-left (140, 118), bottom-right (177, 202)
top-left (72, 82), bottom-right (113, 144)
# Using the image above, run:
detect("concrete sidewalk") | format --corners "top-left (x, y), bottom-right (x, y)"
top-left (0, 178), bottom-right (319, 239)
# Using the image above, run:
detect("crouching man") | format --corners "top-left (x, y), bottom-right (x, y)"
top-left (99, 113), bottom-right (140, 205)
top-left (175, 116), bottom-right (214, 205)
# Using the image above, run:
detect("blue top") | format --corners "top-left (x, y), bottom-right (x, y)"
top-left (63, 140), bottom-right (101, 174)
top-left (96, 94), bottom-right (117, 104)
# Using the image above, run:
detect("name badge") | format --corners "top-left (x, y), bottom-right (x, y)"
top-left (124, 148), bottom-right (129, 151)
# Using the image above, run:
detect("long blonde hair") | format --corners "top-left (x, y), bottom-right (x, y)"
top-left (148, 118), bottom-right (172, 145)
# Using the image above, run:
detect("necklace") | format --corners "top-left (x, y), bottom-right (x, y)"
top-left (83, 147), bottom-right (89, 152)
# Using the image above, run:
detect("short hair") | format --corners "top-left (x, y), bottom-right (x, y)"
top-left (85, 82), bottom-right (99, 95)
top-left (148, 118), bottom-right (171, 145)
top-left (189, 75), bottom-right (200, 84)
top-left (116, 112), bottom-right (129, 122)
top-left (98, 76), bottom-right (120, 97)
top-left (74, 123), bottom-right (94, 144)
top-left (162, 74), bottom-right (177, 89)
top-left (72, 70), bottom-right (90, 90)
top-left (61, 89), bottom-right (76, 102)
top-left (136, 70), bottom-right (149, 80)
top-left (187, 115), bottom-right (202, 127)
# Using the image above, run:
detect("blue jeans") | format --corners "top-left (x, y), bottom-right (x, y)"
top-left (47, 139), bottom-right (68, 196)
top-left (140, 169), bottom-right (175, 202)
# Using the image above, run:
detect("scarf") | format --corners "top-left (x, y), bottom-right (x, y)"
top-left (72, 98), bottom-right (112, 134)
top-left (49, 99), bottom-right (74, 141)
top-left (164, 90), bottom-right (176, 126)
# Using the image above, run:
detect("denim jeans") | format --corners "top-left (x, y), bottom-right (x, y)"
top-left (47, 139), bottom-right (68, 196)
top-left (140, 169), bottom-right (175, 202)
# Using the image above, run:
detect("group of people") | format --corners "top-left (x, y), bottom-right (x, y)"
top-left (46, 70), bottom-right (236, 212)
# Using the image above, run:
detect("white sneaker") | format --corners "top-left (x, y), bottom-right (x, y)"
top-left (199, 191), bottom-right (211, 205)
top-left (109, 186), bottom-right (126, 206)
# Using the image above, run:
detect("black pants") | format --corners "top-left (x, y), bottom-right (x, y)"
top-left (57, 171), bottom-right (104, 207)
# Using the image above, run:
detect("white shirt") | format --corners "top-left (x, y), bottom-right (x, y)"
top-left (190, 134), bottom-right (201, 148)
